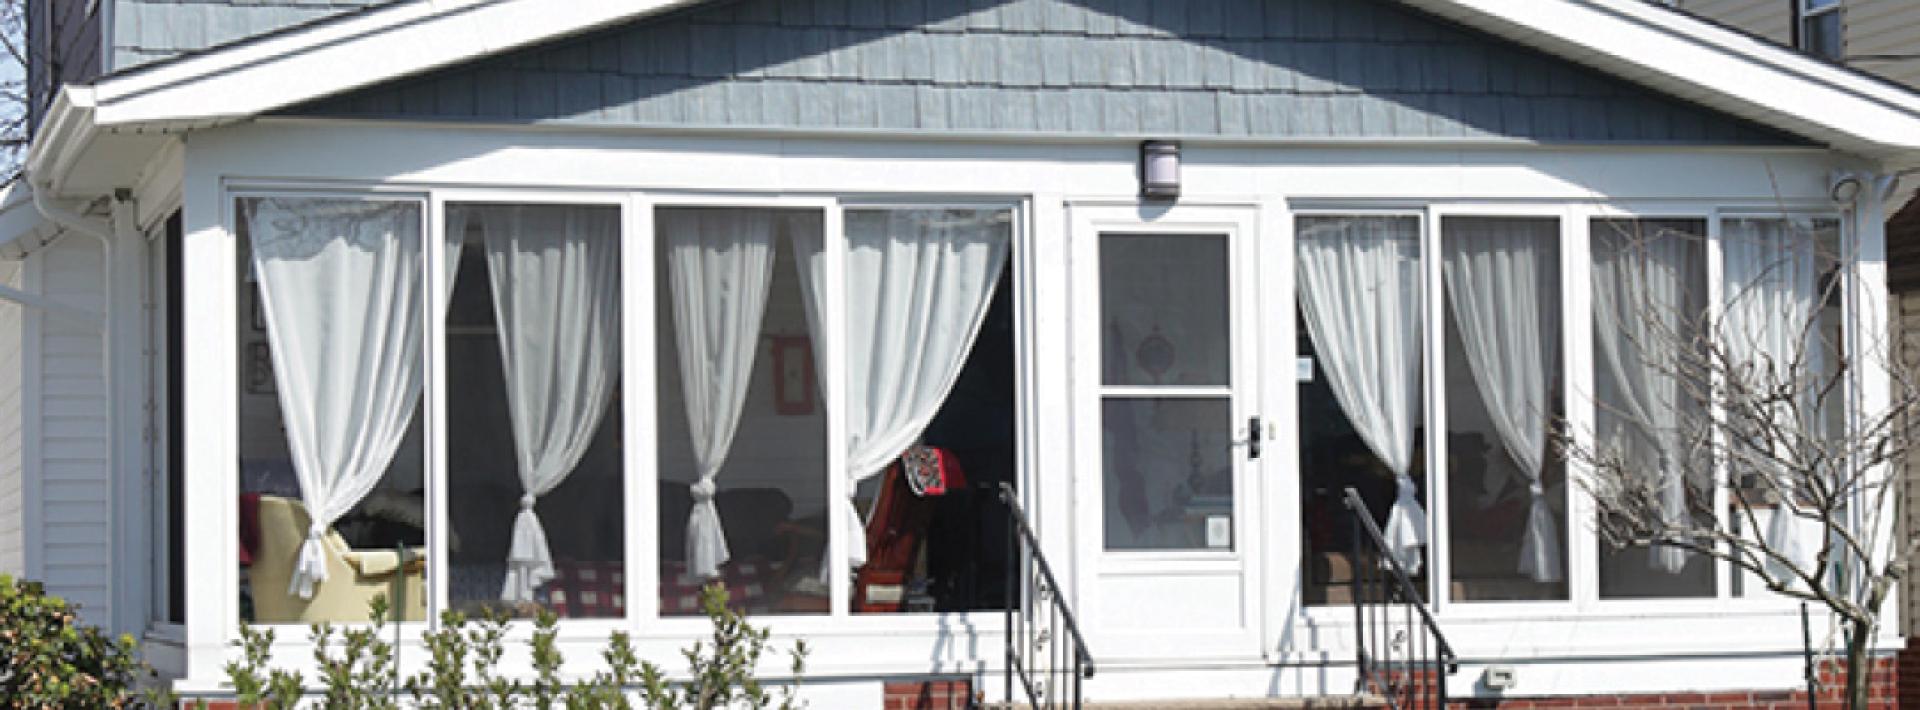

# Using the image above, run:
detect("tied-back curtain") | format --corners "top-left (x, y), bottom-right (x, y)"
top-left (1721, 219), bottom-right (1821, 581)
top-left (1592, 224), bottom-right (1702, 574)
top-left (793, 209), bottom-right (1009, 571)
top-left (664, 209), bottom-right (777, 580)
top-left (246, 197), bottom-right (425, 600)
top-left (1295, 216), bottom-right (1426, 572)
top-left (477, 206), bottom-right (623, 601)
top-left (1442, 217), bottom-right (1563, 584)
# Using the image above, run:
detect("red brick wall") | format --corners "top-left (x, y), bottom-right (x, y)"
top-left (1450, 656), bottom-right (1906, 710)
top-left (882, 677), bottom-right (973, 710)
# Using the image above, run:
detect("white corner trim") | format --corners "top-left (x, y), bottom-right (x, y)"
top-left (1401, 0), bottom-right (1920, 162)
top-left (89, 0), bottom-right (702, 127)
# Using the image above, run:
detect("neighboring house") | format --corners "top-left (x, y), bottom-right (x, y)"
top-left (12, 0), bottom-right (1920, 707)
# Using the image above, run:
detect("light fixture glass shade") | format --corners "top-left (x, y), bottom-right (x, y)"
top-left (1141, 141), bottom-right (1180, 200)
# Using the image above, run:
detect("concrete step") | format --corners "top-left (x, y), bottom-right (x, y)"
top-left (981, 695), bottom-right (1385, 709)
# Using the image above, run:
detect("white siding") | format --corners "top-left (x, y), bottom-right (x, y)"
top-left (0, 262), bottom-right (24, 577)
top-left (30, 239), bottom-right (111, 625)
top-left (1674, 0), bottom-right (1793, 46)
top-left (1844, 0), bottom-right (1920, 89)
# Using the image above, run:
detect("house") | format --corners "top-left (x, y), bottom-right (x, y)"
top-left (8, 0), bottom-right (1920, 706)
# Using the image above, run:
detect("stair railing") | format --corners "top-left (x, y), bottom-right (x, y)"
top-left (1343, 487), bottom-right (1457, 710)
top-left (1000, 482), bottom-right (1094, 710)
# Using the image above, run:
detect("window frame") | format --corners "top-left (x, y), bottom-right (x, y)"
top-left (220, 182), bottom-right (1033, 640)
top-left (1796, 0), bottom-right (1844, 60)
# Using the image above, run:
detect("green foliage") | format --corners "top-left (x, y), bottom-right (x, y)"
top-left (0, 574), bottom-right (161, 709)
top-left (636, 584), bottom-right (808, 710)
top-left (221, 582), bottom-right (808, 708)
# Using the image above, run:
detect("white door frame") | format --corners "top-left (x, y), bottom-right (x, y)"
top-left (1068, 202), bottom-right (1268, 663)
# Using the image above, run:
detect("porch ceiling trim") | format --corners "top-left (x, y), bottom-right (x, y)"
top-left (31, 0), bottom-right (1920, 191)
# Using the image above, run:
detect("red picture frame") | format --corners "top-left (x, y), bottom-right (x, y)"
top-left (769, 335), bottom-right (816, 416)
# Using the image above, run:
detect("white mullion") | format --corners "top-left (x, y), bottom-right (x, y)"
top-left (825, 203), bottom-right (851, 617)
top-left (626, 194), bottom-right (660, 624)
top-left (424, 192), bottom-right (450, 626)
top-left (1707, 211), bottom-right (1733, 599)
top-left (1261, 196), bottom-right (1296, 660)
top-left (1098, 386), bottom-right (1235, 399)
top-left (1564, 207), bottom-right (1597, 609)
top-left (1424, 206), bottom-right (1450, 611)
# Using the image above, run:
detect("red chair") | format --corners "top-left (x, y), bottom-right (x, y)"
top-left (854, 446), bottom-right (966, 613)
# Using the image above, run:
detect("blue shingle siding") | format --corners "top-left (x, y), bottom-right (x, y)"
top-left (284, 0), bottom-right (1802, 144)
top-left (111, 0), bottom-right (399, 71)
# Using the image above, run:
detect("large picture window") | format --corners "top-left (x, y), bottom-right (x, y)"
top-left (1441, 216), bottom-right (1567, 602)
top-left (233, 194), bottom-right (1022, 626)
top-left (236, 196), bottom-right (430, 624)
top-left (445, 203), bottom-right (626, 619)
top-left (1295, 214), bottom-right (1428, 606)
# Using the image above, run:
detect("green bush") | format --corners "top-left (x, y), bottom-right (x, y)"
top-left (0, 574), bottom-right (166, 709)
top-left (224, 583), bottom-right (809, 709)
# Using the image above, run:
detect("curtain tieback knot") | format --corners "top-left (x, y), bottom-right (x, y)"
top-left (1529, 481), bottom-right (1546, 497)
top-left (690, 479), bottom-right (717, 502)
top-left (307, 524), bottom-right (327, 541)
top-left (520, 493), bottom-right (537, 510)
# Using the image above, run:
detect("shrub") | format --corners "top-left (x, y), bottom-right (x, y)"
top-left (0, 574), bottom-right (167, 709)
top-left (222, 583), bottom-right (809, 708)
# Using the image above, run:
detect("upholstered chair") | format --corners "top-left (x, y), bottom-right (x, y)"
top-left (248, 495), bottom-right (428, 623)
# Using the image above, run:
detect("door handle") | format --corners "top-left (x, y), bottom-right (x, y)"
top-left (1247, 416), bottom-right (1262, 459)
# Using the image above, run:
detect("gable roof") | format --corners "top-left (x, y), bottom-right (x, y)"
top-left (31, 0), bottom-right (1920, 194)
top-left (280, 0), bottom-right (1802, 146)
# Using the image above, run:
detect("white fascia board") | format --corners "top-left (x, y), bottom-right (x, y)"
top-left (1402, 0), bottom-right (1920, 164)
top-left (25, 87), bottom-right (101, 197)
top-left (90, 0), bottom-right (702, 127)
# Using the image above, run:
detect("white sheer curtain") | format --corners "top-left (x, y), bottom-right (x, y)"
top-left (1442, 217), bottom-right (1563, 583)
top-left (1722, 218), bottom-right (1821, 582)
top-left (246, 197), bottom-right (425, 600)
top-left (476, 206), bottom-right (623, 602)
top-left (1592, 224), bottom-right (1700, 574)
top-left (794, 209), bottom-right (1009, 571)
top-left (664, 209), bottom-right (777, 580)
top-left (1296, 216), bottom-right (1426, 572)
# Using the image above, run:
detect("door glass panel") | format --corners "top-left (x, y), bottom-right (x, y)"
top-left (1102, 398), bottom-right (1235, 550)
top-left (1099, 232), bottom-right (1235, 551)
top-left (1100, 234), bottom-right (1231, 387)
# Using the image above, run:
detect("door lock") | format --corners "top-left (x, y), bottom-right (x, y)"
top-left (1247, 416), bottom-right (1262, 459)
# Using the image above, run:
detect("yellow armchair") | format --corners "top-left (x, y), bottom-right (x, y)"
top-left (247, 495), bottom-right (427, 624)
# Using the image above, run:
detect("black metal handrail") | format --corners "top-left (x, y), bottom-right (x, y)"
top-left (1343, 487), bottom-right (1457, 710)
top-left (1000, 482), bottom-right (1094, 710)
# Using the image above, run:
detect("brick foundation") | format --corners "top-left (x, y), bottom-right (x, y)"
top-left (1449, 654), bottom-right (1911, 710)
top-left (882, 677), bottom-right (974, 710)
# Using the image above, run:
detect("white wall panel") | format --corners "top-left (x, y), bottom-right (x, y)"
top-left (0, 262), bottom-right (25, 577)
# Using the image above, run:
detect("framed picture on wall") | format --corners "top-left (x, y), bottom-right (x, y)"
top-left (246, 342), bottom-right (275, 395)
top-left (769, 335), bottom-right (815, 416)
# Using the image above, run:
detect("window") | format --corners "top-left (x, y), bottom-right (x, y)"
top-left (444, 203), bottom-right (626, 619)
top-left (1798, 0), bottom-right (1843, 60)
top-left (652, 204), bottom-right (1016, 616)
top-left (1721, 216), bottom-right (1844, 597)
top-left (154, 211), bottom-right (185, 625)
top-left (235, 196), bottom-right (430, 624)
top-left (232, 193), bottom-right (1020, 626)
top-left (1295, 214), bottom-right (1428, 606)
top-left (1590, 218), bottom-right (1715, 599)
top-left (1441, 216), bottom-right (1567, 602)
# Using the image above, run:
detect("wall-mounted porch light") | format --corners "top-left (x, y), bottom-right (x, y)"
top-left (1140, 140), bottom-right (1181, 201)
